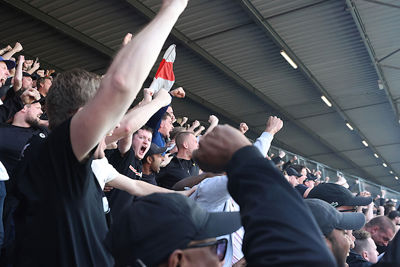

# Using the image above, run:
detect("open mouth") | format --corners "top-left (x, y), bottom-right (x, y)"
top-left (139, 145), bottom-right (148, 154)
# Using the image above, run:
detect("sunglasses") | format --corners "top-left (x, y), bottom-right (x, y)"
top-left (186, 238), bottom-right (228, 262)
top-left (339, 207), bottom-right (358, 212)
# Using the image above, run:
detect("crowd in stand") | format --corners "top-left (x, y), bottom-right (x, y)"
top-left (0, 0), bottom-right (400, 266)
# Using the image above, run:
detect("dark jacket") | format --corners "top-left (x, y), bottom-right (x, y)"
top-left (226, 146), bottom-right (336, 267)
top-left (347, 249), bottom-right (373, 267)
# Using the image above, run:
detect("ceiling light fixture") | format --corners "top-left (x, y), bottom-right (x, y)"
top-left (390, 171), bottom-right (394, 174)
top-left (383, 163), bottom-right (387, 167)
top-left (345, 123), bottom-right (353, 130)
top-left (378, 80), bottom-right (384, 90)
top-left (374, 153), bottom-right (379, 158)
top-left (321, 96), bottom-right (332, 107)
top-left (362, 140), bottom-right (368, 147)
top-left (396, 176), bottom-right (399, 180)
top-left (280, 50), bottom-right (298, 69)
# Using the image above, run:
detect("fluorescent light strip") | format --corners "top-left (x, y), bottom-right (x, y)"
top-left (390, 171), bottom-right (394, 174)
top-left (396, 176), bottom-right (399, 180)
top-left (374, 153), bottom-right (379, 158)
top-left (280, 50), bottom-right (298, 69)
top-left (321, 96), bottom-right (332, 107)
top-left (346, 123), bottom-right (353, 131)
top-left (383, 163), bottom-right (387, 167)
top-left (362, 140), bottom-right (368, 147)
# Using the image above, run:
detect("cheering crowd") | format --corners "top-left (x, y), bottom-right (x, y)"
top-left (0, 0), bottom-right (399, 266)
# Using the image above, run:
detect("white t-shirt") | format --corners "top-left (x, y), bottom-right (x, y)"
top-left (91, 157), bottom-right (119, 190)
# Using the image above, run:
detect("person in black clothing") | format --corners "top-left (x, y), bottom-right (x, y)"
top-left (106, 126), bottom-right (153, 220)
top-left (192, 124), bottom-right (337, 266)
top-left (157, 131), bottom-right (199, 189)
top-left (0, 102), bottom-right (48, 174)
top-left (142, 143), bottom-right (167, 185)
top-left (347, 230), bottom-right (378, 267)
top-left (6, 0), bottom-right (189, 265)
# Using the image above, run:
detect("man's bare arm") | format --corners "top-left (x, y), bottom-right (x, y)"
top-left (13, 55), bottom-right (24, 91)
top-left (70, 0), bottom-right (188, 162)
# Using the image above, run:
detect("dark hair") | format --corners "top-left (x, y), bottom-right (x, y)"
top-left (162, 112), bottom-right (171, 121)
top-left (291, 165), bottom-right (306, 174)
top-left (133, 125), bottom-right (153, 137)
top-left (169, 126), bottom-right (185, 140)
top-left (353, 230), bottom-right (372, 255)
top-left (46, 69), bottom-right (100, 130)
top-left (388, 210), bottom-right (400, 220)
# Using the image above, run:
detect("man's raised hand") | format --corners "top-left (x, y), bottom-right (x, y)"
top-left (265, 116), bottom-right (283, 135)
top-left (193, 124), bottom-right (251, 173)
top-left (239, 122), bottom-right (249, 134)
top-left (170, 87), bottom-right (185, 98)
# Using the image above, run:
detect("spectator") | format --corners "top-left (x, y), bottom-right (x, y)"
top-left (0, 56), bottom-right (15, 87)
top-left (107, 193), bottom-right (241, 266)
top-left (364, 216), bottom-right (396, 254)
top-left (192, 124), bottom-right (337, 266)
top-left (141, 143), bottom-right (167, 185)
top-left (307, 183), bottom-right (372, 212)
top-left (175, 116), bottom-right (284, 267)
top-left (387, 210), bottom-right (400, 232)
top-left (7, 0), bottom-right (189, 265)
top-left (347, 230), bottom-right (378, 267)
top-left (37, 76), bottom-right (52, 98)
top-left (157, 131), bottom-right (199, 189)
top-left (305, 198), bottom-right (365, 267)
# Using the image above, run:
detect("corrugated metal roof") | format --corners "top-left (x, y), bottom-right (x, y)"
top-left (0, 0), bottom-right (398, 188)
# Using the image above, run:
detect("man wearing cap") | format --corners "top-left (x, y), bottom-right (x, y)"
top-left (286, 167), bottom-right (315, 198)
top-left (307, 183), bottom-right (373, 212)
top-left (305, 198), bottom-right (366, 267)
top-left (142, 143), bottom-right (167, 185)
top-left (108, 193), bottom-right (241, 266)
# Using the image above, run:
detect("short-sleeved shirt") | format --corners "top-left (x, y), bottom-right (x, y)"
top-left (0, 123), bottom-right (48, 175)
top-left (156, 156), bottom-right (199, 189)
top-left (10, 118), bottom-right (114, 266)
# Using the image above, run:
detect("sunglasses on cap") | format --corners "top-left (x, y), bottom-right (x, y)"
top-left (186, 238), bottom-right (228, 262)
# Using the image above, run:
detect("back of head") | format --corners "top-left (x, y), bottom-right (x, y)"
top-left (46, 69), bottom-right (100, 130)
top-left (353, 230), bottom-right (372, 255)
top-left (175, 131), bottom-right (194, 150)
top-left (388, 210), bottom-right (400, 220)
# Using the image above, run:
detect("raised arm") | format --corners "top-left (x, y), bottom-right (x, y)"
top-left (70, 0), bottom-right (188, 162)
top-left (13, 55), bottom-right (24, 92)
top-left (105, 89), bottom-right (171, 147)
top-left (2, 42), bottom-right (23, 60)
top-left (193, 125), bottom-right (336, 267)
top-left (253, 116), bottom-right (283, 157)
top-left (204, 115), bottom-right (219, 135)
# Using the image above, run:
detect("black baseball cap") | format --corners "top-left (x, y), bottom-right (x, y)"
top-left (144, 143), bottom-right (167, 158)
top-left (0, 56), bottom-right (15, 70)
top-left (107, 193), bottom-right (241, 266)
top-left (305, 173), bottom-right (317, 182)
top-left (286, 167), bottom-right (302, 177)
top-left (22, 72), bottom-right (32, 78)
top-left (307, 183), bottom-right (372, 207)
top-left (305, 199), bottom-right (365, 236)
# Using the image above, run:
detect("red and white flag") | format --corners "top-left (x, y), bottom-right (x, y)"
top-left (149, 44), bottom-right (176, 94)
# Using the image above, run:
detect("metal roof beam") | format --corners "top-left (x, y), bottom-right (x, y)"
top-left (346, 0), bottom-right (398, 119)
top-left (2, 0), bottom-right (115, 58)
top-left (361, 0), bottom-right (400, 9)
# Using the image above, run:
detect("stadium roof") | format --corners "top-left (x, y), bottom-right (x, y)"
top-left (1, 0), bottom-right (399, 189)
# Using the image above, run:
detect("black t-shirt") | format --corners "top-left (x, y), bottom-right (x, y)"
top-left (106, 147), bottom-right (142, 221)
top-left (10, 118), bottom-right (114, 266)
top-left (156, 156), bottom-right (199, 189)
top-left (0, 123), bottom-right (48, 175)
top-left (141, 172), bottom-right (157, 185)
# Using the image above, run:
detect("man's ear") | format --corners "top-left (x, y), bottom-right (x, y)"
top-left (167, 249), bottom-right (184, 267)
top-left (146, 156), bottom-right (153, 165)
top-left (183, 141), bottom-right (189, 149)
top-left (362, 250), bottom-right (369, 261)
